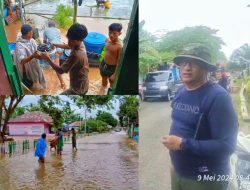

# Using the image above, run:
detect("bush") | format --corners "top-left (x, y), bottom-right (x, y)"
top-left (53, 4), bottom-right (73, 29)
top-left (85, 119), bottom-right (108, 133)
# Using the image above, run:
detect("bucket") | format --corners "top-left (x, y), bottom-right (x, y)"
top-left (8, 43), bottom-right (16, 54)
top-left (83, 32), bottom-right (106, 54)
top-left (3, 8), bottom-right (8, 17)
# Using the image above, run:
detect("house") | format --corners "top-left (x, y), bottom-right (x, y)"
top-left (68, 121), bottom-right (85, 131)
top-left (7, 111), bottom-right (53, 136)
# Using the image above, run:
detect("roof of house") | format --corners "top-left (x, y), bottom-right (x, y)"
top-left (8, 111), bottom-right (53, 124)
top-left (69, 121), bottom-right (84, 127)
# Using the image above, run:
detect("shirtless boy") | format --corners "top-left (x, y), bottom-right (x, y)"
top-left (99, 23), bottom-right (123, 87)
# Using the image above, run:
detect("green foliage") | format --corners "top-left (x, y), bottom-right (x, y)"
top-left (29, 96), bottom-right (64, 130)
top-left (118, 96), bottom-right (139, 126)
top-left (10, 106), bottom-right (26, 119)
top-left (71, 96), bottom-right (113, 110)
top-left (139, 22), bottom-right (226, 76)
top-left (158, 26), bottom-right (226, 63)
top-left (86, 119), bottom-right (108, 133)
top-left (96, 111), bottom-right (118, 127)
top-left (62, 102), bottom-right (80, 124)
top-left (53, 4), bottom-right (73, 29)
top-left (229, 44), bottom-right (250, 71)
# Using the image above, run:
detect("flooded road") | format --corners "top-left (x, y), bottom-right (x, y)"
top-left (25, 0), bottom-right (134, 19)
top-left (0, 131), bottom-right (138, 190)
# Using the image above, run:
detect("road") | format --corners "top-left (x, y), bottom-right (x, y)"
top-left (0, 131), bottom-right (138, 190)
top-left (139, 99), bottom-right (172, 190)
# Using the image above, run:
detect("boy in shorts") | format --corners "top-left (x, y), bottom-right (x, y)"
top-left (99, 23), bottom-right (123, 88)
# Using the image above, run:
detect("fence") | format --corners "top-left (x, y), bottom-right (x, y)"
top-left (0, 139), bottom-right (39, 158)
top-left (0, 133), bottom-right (85, 158)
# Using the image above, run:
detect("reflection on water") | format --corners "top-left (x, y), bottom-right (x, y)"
top-left (25, 0), bottom-right (134, 19)
top-left (0, 132), bottom-right (138, 190)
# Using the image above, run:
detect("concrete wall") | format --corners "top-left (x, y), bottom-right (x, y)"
top-left (8, 123), bottom-right (46, 135)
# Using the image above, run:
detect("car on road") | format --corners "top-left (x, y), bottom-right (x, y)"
top-left (142, 70), bottom-right (182, 101)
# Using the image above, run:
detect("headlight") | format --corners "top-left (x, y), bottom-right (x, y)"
top-left (160, 86), bottom-right (168, 90)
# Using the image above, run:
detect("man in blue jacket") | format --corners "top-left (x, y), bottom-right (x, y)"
top-left (162, 44), bottom-right (238, 190)
top-left (35, 133), bottom-right (47, 163)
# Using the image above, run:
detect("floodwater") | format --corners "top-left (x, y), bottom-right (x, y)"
top-left (4, 0), bottom-right (132, 95)
top-left (4, 20), bottom-right (116, 95)
top-left (25, 0), bottom-right (134, 19)
top-left (0, 132), bottom-right (138, 190)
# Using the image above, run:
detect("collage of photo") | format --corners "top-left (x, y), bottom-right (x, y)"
top-left (1, 0), bottom-right (250, 190)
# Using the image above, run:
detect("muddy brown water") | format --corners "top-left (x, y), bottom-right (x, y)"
top-left (0, 132), bottom-right (138, 190)
top-left (25, 0), bottom-right (134, 19)
top-left (4, 21), bottom-right (110, 95)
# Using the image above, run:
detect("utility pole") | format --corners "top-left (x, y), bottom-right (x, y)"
top-left (84, 108), bottom-right (87, 135)
top-left (73, 0), bottom-right (77, 24)
top-left (18, 0), bottom-right (25, 25)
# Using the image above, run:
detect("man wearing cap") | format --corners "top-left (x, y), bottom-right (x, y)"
top-left (162, 44), bottom-right (238, 190)
top-left (15, 24), bottom-right (46, 89)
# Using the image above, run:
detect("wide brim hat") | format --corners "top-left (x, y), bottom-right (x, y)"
top-left (173, 44), bottom-right (217, 72)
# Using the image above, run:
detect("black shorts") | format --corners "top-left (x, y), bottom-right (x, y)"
top-left (99, 60), bottom-right (116, 77)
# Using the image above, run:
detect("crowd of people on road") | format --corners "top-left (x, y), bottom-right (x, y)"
top-left (34, 128), bottom-right (78, 163)
top-left (14, 21), bottom-right (123, 95)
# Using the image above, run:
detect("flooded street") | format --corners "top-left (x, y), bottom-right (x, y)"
top-left (0, 131), bottom-right (138, 190)
top-left (25, 0), bottom-right (134, 19)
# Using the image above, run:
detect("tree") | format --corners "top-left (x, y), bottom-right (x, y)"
top-left (117, 96), bottom-right (139, 127)
top-left (0, 96), bottom-right (24, 142)
top-left (71, 95), bottom-right (114, 110)
top-left (229, 44), bottom-right (250, 72)
top-left (158, 26), bottom-right (226, 64)
top-left (62, 101), bottom-right (80, 124)
top-left (10, 106), bottom-right (26, 119)
top-left (139, 20), bottom-right (162, 75)
top-left (96, 111), bottom-right (118, 127)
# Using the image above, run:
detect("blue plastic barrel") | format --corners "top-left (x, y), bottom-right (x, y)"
top-left (8, 43), bottom-right (16, 53)
top-left (3, 8), bottom-right (8, 17)
top-left (83, 32), bottom-right (106, 54)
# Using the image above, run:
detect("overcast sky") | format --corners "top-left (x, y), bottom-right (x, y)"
top-left (21, 96), bottom-right (120, 119)
top-left (140, 0), bottom-right (250, 58)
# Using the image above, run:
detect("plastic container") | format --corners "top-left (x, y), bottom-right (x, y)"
top-left (83, 32), bottom-right (106, 54)
top-left (8, 43), bottom-right (16, 54)
top-left (3, 8), bottom-right (8, 17)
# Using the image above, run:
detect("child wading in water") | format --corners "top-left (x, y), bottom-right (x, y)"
top-left (34, 133), bottom-right (47, 163)
top-left (71, 128), bottom-right (77, 151)
top-left (99, 23), bottom-right (123, 88)
top-left (57, 129), bottom-right (64, 156)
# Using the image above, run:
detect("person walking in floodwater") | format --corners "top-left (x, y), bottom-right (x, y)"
top-left (57, 129), bottom-right (64, 156)
top-left (43, 21), bottom-right (66, 89)
top-left (71, 128), bottom-right (77, 151)
top-left (99, 23), bottom-right (123, 89)
top-left (34, 133), bottom-right (47, 163)
top-left (41, 23), bottom-right (89, 95)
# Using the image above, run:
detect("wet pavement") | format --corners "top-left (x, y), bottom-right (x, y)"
top-left (0, 131), bottom-right (138, 190)
top-left (25, 0), bottom-right (134, 19)
top-left (139, 100), bottom-right (171, 190)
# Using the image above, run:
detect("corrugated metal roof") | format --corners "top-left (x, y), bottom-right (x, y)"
top-left (8, 111), bottom-right (53, 123)
top-left (69, 121), bottom-right (84, 127)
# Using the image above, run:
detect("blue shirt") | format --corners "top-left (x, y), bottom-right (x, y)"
top-left (169, 82), bottom-right (238, 179)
